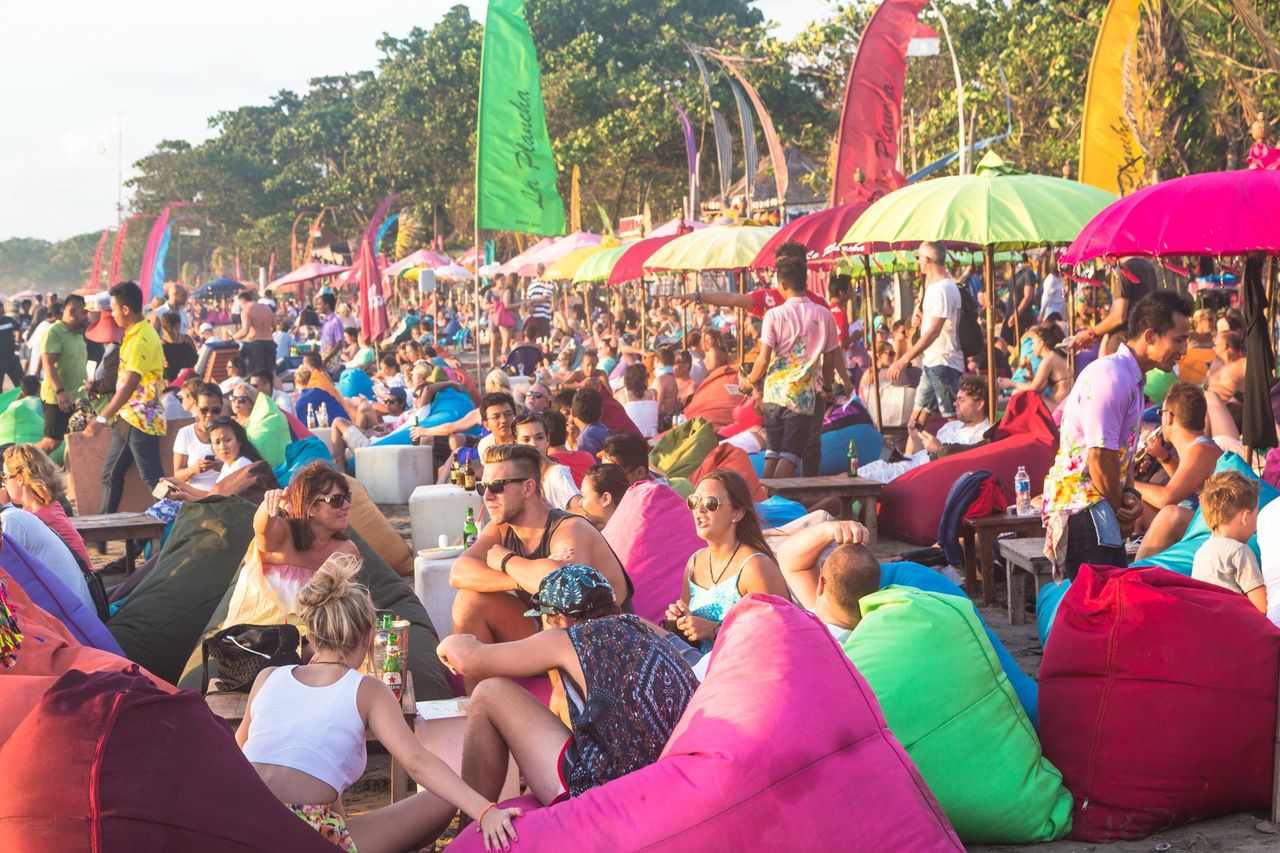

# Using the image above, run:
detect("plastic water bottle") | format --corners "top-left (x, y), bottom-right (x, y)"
top-left (1014, 466), bottom-right (1032, 516)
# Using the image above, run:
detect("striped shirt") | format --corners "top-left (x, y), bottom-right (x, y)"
top-left (527, 279), bottom-right (553, 320)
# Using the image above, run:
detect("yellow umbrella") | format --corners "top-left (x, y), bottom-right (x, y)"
top-left (644, 224), bottom-right (779, 271)
top-left (543, 241), bottom-right (620, 281)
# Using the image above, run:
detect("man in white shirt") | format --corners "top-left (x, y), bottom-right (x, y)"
top-left (904, 376), bottom-right (991, 457)
top-left (887, 241), bottom-right (964, 424)
top-left (1040, 262), bottom-right (1067, 321)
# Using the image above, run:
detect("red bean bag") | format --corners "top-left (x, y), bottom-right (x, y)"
top-left (879, 391), bottom-right (1058, 545)
top-left (447, 595), bottom-right (962, 851)
top-left (599, 390), bottom-right (642, 438)
top-left (691, 443), bottom-right (768, 503)
top-left (684, 365), bottom-right (741, 431)
top-left (603, 480), bottom-right (701, 623)
top-left (1039, 564), bottom-right (1280, 842)
top-left (0, 667), bottom-right (335, 852)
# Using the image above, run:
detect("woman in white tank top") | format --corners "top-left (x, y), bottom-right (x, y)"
top-left (237, 552), bottom-right (522, 852)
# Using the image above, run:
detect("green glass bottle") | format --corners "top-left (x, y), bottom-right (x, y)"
top-left (462, 508), bottom-right (479, 548)
top-left (847, 439), bottom-right (859, 478)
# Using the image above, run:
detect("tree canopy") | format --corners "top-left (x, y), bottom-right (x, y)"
top-left (5, 0), bottom-right (1276, 290)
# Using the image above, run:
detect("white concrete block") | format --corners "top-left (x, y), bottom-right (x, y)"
top-left (310, 427), bottom-right (335, 454)
top-left (414, 550), bottom-right (462, 640)
top-left (409, 484), bottom-right (484, 553)
top-left (355, 445), bottom-right (436, 504)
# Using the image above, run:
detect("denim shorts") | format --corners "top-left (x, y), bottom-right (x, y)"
top-left (763, 404), bottom-right (814, 466)
top-left (916, 365), bottom-right (961, 417)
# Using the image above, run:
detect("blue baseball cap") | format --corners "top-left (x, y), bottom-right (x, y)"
top-left (523, 564), bottom-right (615, 618)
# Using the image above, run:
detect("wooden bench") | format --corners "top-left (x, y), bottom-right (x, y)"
top-left (203, 347), bottom-right (240, 384)
top-left (207, 672), bottom-right (417, 802)
top-left (996, 537), bottom-right (1056, 626)
top-left (961, 510), bottom-right (1046, 606)
top-left (71, 512), bottom-right (169, 575)
top-left (762, 474), bottom-right (884, 542)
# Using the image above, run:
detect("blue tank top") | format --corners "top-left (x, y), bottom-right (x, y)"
top-left (687, 548), bottom-right (766, 652)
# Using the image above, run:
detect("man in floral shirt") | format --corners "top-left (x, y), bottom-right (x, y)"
top-left (84, 281), bottom-right (167, 512)
top-left (1042, 291), bottom-right (1192, 577)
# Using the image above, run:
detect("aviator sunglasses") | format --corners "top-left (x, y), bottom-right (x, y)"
top-left (686, 494), bottom-right (723, 512)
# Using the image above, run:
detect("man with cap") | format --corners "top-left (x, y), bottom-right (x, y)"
top-left (37, 295), bottom-right (88, 453)
top-left (438, 564), bottom-right (697, 808)
top-left (327, 386), bottom-right (412, 466)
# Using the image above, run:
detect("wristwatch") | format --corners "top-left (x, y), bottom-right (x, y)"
top-left (95, 415), bottom-right (108, 425)
top-left (693, 292), bottom-right (702, 303)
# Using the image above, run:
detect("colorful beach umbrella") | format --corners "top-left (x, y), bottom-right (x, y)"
top-left (645, 225), bottom-right (779, 272)
top-left (544, 243), bottom-right (619, 281)
top-left (605, 234), bottom-right (684, 286)
top-left (573, 245), bottom-right (628, 284)
top-left (1060, 169), bottom-right (1280, 264)
top-left (267, 261), bottom-right (351, 292)
top-left (434, 264), bottom-right (473, 280)
top-left (383, 249), bottom-right (451, 281)
top-left (750, 201), bottom-right (872, 269)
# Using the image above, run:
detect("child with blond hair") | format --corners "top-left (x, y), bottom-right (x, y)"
top-left (237, 552), bottom-right (521, 852)
top-left (1192, 470), bottom-right (1266, 614)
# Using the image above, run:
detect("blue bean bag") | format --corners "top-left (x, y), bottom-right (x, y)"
top-left (748, 422), bottom-right (883, 477)
top-left (1037, 580), bottom-right (1070, 649)
top-left (882, 561), bottom-right (1038, 729)
top-left (2, 533), bottom-right (120, 654)
top-left (272, 436), bottom-right (333, 487)
top-left (294, 388), bottom-right (347, 426)
top-left (755, 495), bottom-right (808, 527)
top-left (370, 386), bottom-right (479, 447)
top-left (337, 368), bottom-right (374, 401)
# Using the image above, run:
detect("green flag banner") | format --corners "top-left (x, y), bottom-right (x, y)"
top-left (475, 0), bottom-right (566, 236)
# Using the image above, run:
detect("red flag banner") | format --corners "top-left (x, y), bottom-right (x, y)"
top-left (88, 228), bottom-right (110, 292)
top-left (356, 237), bottom-right (388, 343)
top-left (831, 0), bottom-right (927, 205)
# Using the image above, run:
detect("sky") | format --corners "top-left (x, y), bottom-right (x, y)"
top-left (0, 0), bottom-right (830, 243)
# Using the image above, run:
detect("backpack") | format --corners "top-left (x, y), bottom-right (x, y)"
top-left (957, 285), bottom-right (984, 360)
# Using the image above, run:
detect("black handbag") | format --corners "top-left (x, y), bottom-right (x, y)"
top-left (201, 623), bottom-right (302, 695)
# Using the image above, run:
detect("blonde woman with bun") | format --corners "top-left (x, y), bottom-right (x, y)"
top-left (237, 552), bottom-right (522, 852)
top-left (1, 444), bottom-right (93, 569)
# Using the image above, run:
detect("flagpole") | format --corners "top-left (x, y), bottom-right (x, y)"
top-left (474, 228), bottom-right (483, 390)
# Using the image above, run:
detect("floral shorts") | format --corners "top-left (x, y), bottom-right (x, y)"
top-left (288, 802), bottom-right (357, 852)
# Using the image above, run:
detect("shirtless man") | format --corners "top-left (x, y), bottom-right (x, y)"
top-left (234, 290), bottom-right (277, 376)
top-left (449, 443), bottom-right (632, 691)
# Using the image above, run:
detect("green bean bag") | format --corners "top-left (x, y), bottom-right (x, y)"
top-left (0, 396), bottom-right (45, 446)
top-left (842, 586), bottom-right (1073, 844)
top-left (1144, 368), bottom-right (1177, 404)
top-left (649, 417), bottom-right (717, 480)
top-left (246, 392), bottom-right (290, 468)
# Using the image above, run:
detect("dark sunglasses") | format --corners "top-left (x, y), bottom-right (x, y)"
top-left (229, 396), bottom-right (252, 405)
top-left (313, 492), bottom-right (351, 509)
top-left (526, 391), bottom-right (546, 399)
top-left (198, 406), bottom-right (221, 415)
top-left (476, 477), bottom-right (532, 496)
top-left (687, 494), bottom-right (722, 512)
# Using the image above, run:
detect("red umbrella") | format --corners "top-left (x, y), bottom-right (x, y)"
top-left (605, 234), bottom-right (684, 286)
top-left (355, 237), bottom-right (388, 343)
top-left (1061, 169), bottom-right (1280, 264)
top-left (749, 201), bottom-right (872, 269)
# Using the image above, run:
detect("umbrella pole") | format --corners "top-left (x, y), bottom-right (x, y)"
top-left (473, 228), bottom-right (483, 389)
top-left (640, 281), bottom-right (648, 351)
top-left (1066, 276), bottom-right (1077, 383)
top-left (737, 269), bottom-right (745, 365)
top-left (680, 273), bottom-right (688, 348)
top-left (861, 257), bottom-right (883, 435)
top-left (984, 246), bottom-right (998, 420)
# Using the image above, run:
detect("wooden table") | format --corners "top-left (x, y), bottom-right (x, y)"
top-left (960, 510), bottom-right (1045, 606)
top-left (206, 672), bottom-right (417, 802)
top-left (996, 537), bottom-right (1055, 626)
top-left (762, 475), bottom-right (884, 542)
top-left (72, 512), bottom-right (169, 575)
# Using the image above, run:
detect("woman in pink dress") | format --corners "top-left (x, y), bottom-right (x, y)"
top-left (1, 444), bottom-right (93, 569)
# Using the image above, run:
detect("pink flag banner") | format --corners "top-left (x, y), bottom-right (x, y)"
top-left (88, 228), bottom-right (110, 292)
top-left (138, 207), bottom-right (172, 303)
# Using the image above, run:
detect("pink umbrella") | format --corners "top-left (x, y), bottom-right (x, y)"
top-left (382, 249), bottom-right (450, 281)
top-left (749, 201), bottom-right (872, 269)
top-left (1061, 169), bottom-right (1280, 264)
top-left (493, 237), bottom-right (556, 276)
top-left (500, 232), bottom-right (602, 277)
top-left (268, 261), bottom-right (350, 291)
top-left (648, 217), bottom-right (709, 237)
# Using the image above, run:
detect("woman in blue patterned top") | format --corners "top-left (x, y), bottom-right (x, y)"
top-left (665, 470), bottom-right (791, 652)
top-left (438, 565), bottom-right (697, 812)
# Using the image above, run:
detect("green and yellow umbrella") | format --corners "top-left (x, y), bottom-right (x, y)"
top-left (644, 224), bottom-right (779, 272)
top-left (572, 245), bottom-right (628, 284)
top-left (543, 242), bottom-right (620, 281)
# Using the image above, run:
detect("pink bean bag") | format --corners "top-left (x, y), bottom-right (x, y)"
top-left (448, 595), bottom-right (962, 851)
top-left (603, 480), bottom-right (701, 623)
top-left (1040, 565), bottom-right (1280, 842)
top-left (878, 391), bottom-right (1058, 545)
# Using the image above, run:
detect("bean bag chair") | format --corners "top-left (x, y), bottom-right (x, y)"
top-left (817, 422), bottom-right (883, 476)
top-left (0, 395), bottom-right (44, 445)
top-left (338, 366), bottom-right (375, 400)
top-left (650, 417), bottom-right (717, 480)
top-left (179, 529), bottom-right (452, 701)
top-left (882, 561), bottom-right (1037, 727)
top-left (1040, 565), bottom-right (1280, 842)
top-left (682, 365), bottom-right (741, 430)
top-left (371, 385), bottom-right (478, 447)
top-left (879, 391), bottom-right (1058, 545)
top-left (691, 443), bottom-right (767, 502)
top-left (272, 436), bottom-right (332, 487)
top-left (1177, 346), bottom-right (1215, 387)
top-left (599, 391), bottom-right (642, 438)
top-left (107, 496), bottom-right (259, 684)
top-left (294, 387), bottom-right (347, 426)
top-left (664, 476), bottom-right (695, 499)
top-left (1144, 368), bottom-right (1176, 404)
top-left (0, 533), bottom-right (120, 653)
top-left (754, 494), bottom-right (808, 527)
top-left (603, 481), bottom-right (700, 623)
top-left (282, 407), bottom-right (309, 441)
top-left (447, 595), bottom-right (962, 851)
top-left (0, 667), bottom-right (336, 852)
top-left (1036, 578), bottom-right (1070, 648)
top-left (1134, 451), bottom-right (1278, 575)
top-left (345, 475), bottom-right (413, 577)
top-left (843, 587), bottom-right (1072, 843)
top-left (245, 392), bottom-right (290, 468)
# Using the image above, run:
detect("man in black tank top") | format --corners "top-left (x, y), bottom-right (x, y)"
top-left (450, 444), bottom-right (633, 688)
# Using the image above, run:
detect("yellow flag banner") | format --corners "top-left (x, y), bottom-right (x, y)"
top-left (570, 164), bottom-right (581, 233)
top-left (1079, 0), bottom-right (1145, 195)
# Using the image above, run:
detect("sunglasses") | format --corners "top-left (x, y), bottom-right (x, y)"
top-left (198, 406), bottom-right (221, 415)
top-left (229, 396), bottom-right (251, 405)
top-left (686, 494), bottom-right (723, 512)
top-left (313, 492), bottom-right (351, 509)
top-left (476, 477), bottom-right (532, 496)
top-left (526, 392), bottom-right (545, 399)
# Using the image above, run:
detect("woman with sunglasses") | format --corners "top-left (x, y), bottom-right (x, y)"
top-left (163, 417), bottom-right (262, 502)
top-left (664, 470), bottom-right (789, 652)
top-left (226, 383), bottom-right (257, 426)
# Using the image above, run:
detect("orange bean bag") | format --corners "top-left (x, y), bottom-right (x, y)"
top-left (684, 365), bottom-right (742, 431)
top-left (691, 443), bottom-right (768, 503)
